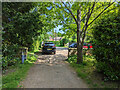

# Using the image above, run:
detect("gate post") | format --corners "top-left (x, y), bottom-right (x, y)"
top-left (22, 51), bottom-right (24, 64)
top-left (68, 42), bottom-right (69, 58)
top-left (20, 47), bottom-right (28, 64)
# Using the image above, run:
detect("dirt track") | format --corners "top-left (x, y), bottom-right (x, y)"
top-left (19, 47), bottom-right (88, 88)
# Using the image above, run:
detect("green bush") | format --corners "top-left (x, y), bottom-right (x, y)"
top-left (96, 62), bottom-right (120, 81)
top-left (2, 56), bottom-right (20, 70)
top-left (2, 44), bottom-right (19, 57)
top-left (68, 55), bottom-right (96, 66)
top-left (48, 41), bottom-right (60, 46)
top-left (60, 38), bottom-right (69, 46)
top-left (25, 53), bottom-right (38, 64)
top-left (92, 10), bottom-right (120, 81)
top-left (67, 55), bottom-right (77, 64)
top-left (2, 44), bottom-right (20, 69)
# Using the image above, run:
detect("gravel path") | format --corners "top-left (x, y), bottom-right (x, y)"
top-left (19, 47), bottom-right (88, 88)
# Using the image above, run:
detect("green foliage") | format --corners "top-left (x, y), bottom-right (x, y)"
top-left (2, 2), bottom-right (55, 53)
top-left (2, 53), bottom-right (38, 88)
top-left (67, 55), bottom-right (77, 64)
top-left (96, 62), bottom-right (120, 81)
top-left (25, 53), bottom-right (38, 64)
top-left (92, 5), bottom-right (120, 81)
top-left (2, 57), bottom-right (20, 70)
top-left (60, 38), bottom-right (69, 46)
top-left (2, 3), bottom-right (43, 49)
top-left (2, 44), bottom-right (19, 57)
top-left (2, 2), bottom-right (56, 68)
top-left (2, 63), bottom-right (32, 88)
top-left (2, 50), bottom-right (37, 70)
top-left (48, 41), bottom-right (60, 46)
top-left (67, 55), bottom-right (99, 88)
top-left (68, 55), bottom-right (96, 65)
top-left (68, 55), bottom-right (119, 88)
top-left (68, 55), bottom-right (89, 79)
top-left (2, 44), bottom-right (20, 70)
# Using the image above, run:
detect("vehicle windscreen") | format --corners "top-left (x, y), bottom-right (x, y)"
top-left (45, 43), bottom-right (54, 46)
top-left (70, 43), bottom-right (76, 46)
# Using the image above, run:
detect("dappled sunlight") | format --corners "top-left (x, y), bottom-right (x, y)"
top-left (34, 49), bottom-right (68, 65)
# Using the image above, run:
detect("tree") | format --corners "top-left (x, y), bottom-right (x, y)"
top-left (2, 2), bottom-right (57, 55)
top-left (53, 1), bottom-right (115, 64)
top-left (2, 2), bottom-right (38, 55)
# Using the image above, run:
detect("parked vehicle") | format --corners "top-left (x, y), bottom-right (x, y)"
top-left (69, 43), bottom-right (77, 48)
top-left (69, 42), bottom-right (93, 49)
top-left (42, 42), bottom-right (56, 54)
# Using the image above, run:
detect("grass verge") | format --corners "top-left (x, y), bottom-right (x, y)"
top-left (67, 55), bottom-right (119, 88)
top-left (2, 52), bottom-right (38, 88)
top-left (2, 63), bottom-right (33, 88)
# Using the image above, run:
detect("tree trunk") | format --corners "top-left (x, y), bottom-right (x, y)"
top-left (77, 8), bottom-right (83, 64)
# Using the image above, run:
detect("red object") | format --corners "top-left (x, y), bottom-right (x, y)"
top-left (83, 46), bottom-right (88, 48)
top-left (90, 46), bottom-right (93, 48)
top-left (83, 43), bottom-right (93, 49)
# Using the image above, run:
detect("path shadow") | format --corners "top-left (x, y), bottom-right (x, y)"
top-left (34, 51), bottom-right (54, 56)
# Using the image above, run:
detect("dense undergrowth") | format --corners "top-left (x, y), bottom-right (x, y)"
top-left (67, 55), bottom-right (120, 88)
top-left (92, 9), bottom-right (120, 81)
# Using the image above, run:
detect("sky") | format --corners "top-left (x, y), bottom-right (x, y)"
top-left (32, 6), bottom-right (65, 35)
top-left (47, 25), bottom-right (65, 34)
top-left (47, 6), bottom-right (65, 34)
top-left (54, 25), bottom-right (64, 33)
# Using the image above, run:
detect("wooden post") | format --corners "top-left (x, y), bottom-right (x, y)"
top-left (68, 42), bottom-right (69, 58)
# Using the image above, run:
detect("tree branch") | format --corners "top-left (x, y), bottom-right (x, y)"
top-left (82, 2), bottom-right (96, 42)
top-left (88, 2), bottom-right (115, 26)
top-left (81, 2), bottom-right (95, 36)
top-left (53, 3), bottom-right (70, 15)
top-left (68, 2), bottom-right (71, 8)
top-left (61, 1), bottom-right (78, 24)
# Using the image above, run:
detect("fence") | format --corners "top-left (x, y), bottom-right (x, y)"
top-left (68, 48), bottom-right (92, 57)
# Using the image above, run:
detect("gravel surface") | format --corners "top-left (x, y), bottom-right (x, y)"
top-left (19, 47), bottom-right (88, 88)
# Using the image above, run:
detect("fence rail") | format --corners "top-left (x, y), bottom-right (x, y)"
top-left (68, 48), bottom-right (92, 57)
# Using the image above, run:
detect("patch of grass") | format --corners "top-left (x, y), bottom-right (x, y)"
top-left (2, 63), bottom-right (33, 88)
top-left (76, 68), bottom-right (87, 79)
top-left (2, 52), bottom-right (38, 88)
top-left (67, 55), bottom-right (119, 88)
top-left (101, 81), bottom-right (104, 86)
top-left (93, 83), bottom-right (98, 87)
